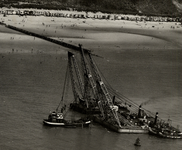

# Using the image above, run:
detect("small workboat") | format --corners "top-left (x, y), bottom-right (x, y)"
top-left (149, 127), bottom-right (182, 139)
top-left (43, 111), bottom-right (91, 127)
top-left (148, 112), bottom-right (182, 139)
top-left (43, 111), bottom-right (66, 126)
top-left (134, 137), bottom-right (141, 146)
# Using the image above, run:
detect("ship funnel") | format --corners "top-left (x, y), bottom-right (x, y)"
top-left (154, 112), bottom-right (158, 125)
top-left (112, 96), bottom-right (115, 104)
top-left (138, 105), bottom-right (142, 118)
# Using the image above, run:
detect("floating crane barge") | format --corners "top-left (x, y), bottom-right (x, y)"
top-left (1, 23), bottom-right (150, 133)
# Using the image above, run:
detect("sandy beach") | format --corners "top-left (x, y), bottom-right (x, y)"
top-left (1, 14), bottom-right (182, 54)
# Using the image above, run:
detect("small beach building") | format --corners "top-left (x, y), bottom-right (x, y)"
top-left (86, 12), bottom-right (94, 18)
top-left (6, 10), bottom-right (14, 15)
top-left (24, 10), bottom-right (30, 15)
top-left (29, 11), bottom-right (35, 16)
top-left (0, 10), bottom-right (4, 14)
top-left (19, 10), bottom-right (24, 16)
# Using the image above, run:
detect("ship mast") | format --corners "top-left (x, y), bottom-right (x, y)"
top-left (87, 51), bottom-right (121, 127)
top-left (68, 45), bottom-right (121, 127)
top-left (78, 45), bottom-right (121, 127)
top-left (68, 52), bottom-right (84, 96)
top-left (79, 44), bottom-right (97, 108)
top-left (68, 52), bottom-right (82, 103)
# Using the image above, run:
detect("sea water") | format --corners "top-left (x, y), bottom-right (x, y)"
top-left (0, 37), bottom-right (182, 150)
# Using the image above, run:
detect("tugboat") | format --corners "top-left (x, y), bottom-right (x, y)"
top-left (43, 111), bottom-right (91, 127)
top-left (134, 137), bottom-right (141, 146)
top-left (148, 112), bottom-right (182, 139)
top-left (43, 111), bottom-right (66, 126)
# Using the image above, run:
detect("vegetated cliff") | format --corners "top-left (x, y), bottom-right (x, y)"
top-left (1, 0), bottom-right (182, 17)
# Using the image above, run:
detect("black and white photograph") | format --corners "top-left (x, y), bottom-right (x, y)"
top-left (0, 0), bottom-right (182, 150)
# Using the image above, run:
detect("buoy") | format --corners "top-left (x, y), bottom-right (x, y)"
top-left (134, 137), bottom-right (141, 146)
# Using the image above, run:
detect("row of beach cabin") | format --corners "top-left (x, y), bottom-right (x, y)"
top-left (0, 9), bottom-right (182, 23)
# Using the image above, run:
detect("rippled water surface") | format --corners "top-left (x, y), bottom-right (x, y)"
top-left (0, 31), bottom-right (182, 150)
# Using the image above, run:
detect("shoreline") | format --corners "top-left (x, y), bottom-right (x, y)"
top-left (1, 14), bottom-right (182, 54)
